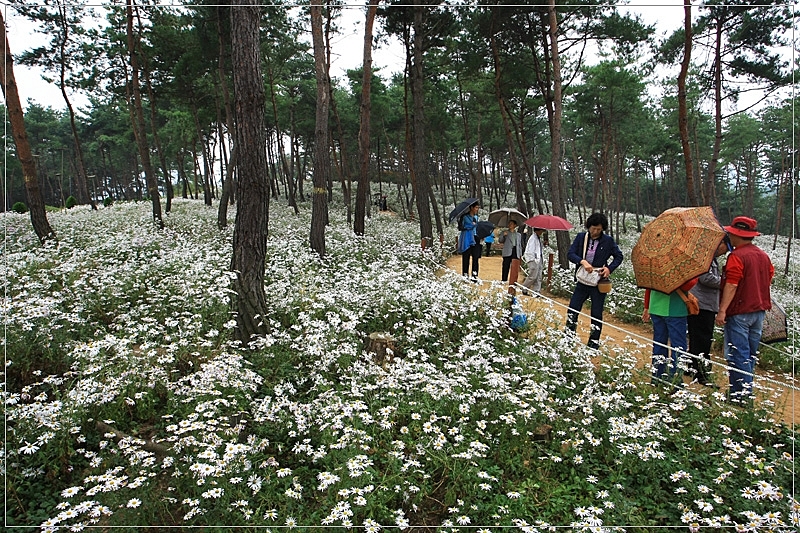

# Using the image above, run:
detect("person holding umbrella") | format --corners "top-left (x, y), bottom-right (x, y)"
top-left (565, 212), bottom-right (624, 349)
top-left (457, 201), bottom-right (482, 281)
top-left (642, 278), bottom-right (698, 387)
top-left (520, 226), bottom-right (547, 295)
top-left (715, 216), bottom-right (774, 404)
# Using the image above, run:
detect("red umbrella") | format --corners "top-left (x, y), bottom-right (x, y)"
top-left (524, 214), bottom-right (573, 231)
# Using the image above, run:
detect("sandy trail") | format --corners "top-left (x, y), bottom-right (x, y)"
top-left (445, 253), bottom-right (797, 426)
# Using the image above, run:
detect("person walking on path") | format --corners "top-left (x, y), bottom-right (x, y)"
top-left (687, 239), bottom-right (729, 385)
top-left (520, 226), bottom-right (547, 294)
top-left (457, 201), bottom-right (482, 281)
top-left (715, 216), bottom-right (774, 403)
top-left (565, 212), bottom-right (624, 349)
top-left (642, 279), bottom-right (698, 387)
top-left (499, 219), bottom-right (523, 282)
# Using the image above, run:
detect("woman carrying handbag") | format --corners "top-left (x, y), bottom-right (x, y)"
top-left (565, 212), bottom-right (624, 349)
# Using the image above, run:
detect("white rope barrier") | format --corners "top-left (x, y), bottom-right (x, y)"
top-left (510, 281), bottom-right (800, 394)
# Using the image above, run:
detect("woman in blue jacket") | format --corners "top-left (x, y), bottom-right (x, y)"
top-left (457, 202), bottom-right (482, 280)
top-left (565, 212), bottom-right (624, 349)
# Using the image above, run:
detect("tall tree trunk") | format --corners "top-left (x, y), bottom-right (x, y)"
top-left (705, 11), bottom-right (724, 209)
top-left (191, 102), bottom-right (213, 206)
top-left (54, 0), bottom-right (94, 210)
top-left (267, 67), bottom-right (298, 213)
top-left (678, 0), bottom-right (697, 206)
top-left (772, 149), bottom-right (787, 250)
top-left (230, 0), bottom-right (270, 344)
top-left (217, 54), bottom-right (237, 226)
top-left (354, 0), bottom-right (380, 236)
top-left (455, 71), bottom-right (479, 200)
top-left (324, 10), bottom-right (352, 224)
top-left (411, 1), bottom-right (433, 248)
top-left (513, 107), bottom-right (537, 214)
top-left (546, 2), bottom-right (569, 267)
top-left (139, 57), bottom-right (172, 211)
top-left (126, 0), bottom-right (163, 228)
top-left (0, 11), bottom-right (55, 243)
top-left (310, 3), bottom-right (330, 257)
top-left (133, 7), bottom-right (173, 214)
top-left (489, 8), bottom-right (527, 216)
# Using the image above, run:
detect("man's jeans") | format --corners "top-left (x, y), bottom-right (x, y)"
top-left (651, 315), bottom-right (688, 385)
top-left (724, 311), bottom-right (765, 401)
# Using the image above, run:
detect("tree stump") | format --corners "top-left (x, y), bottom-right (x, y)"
top-left (367, 332), bottom-right (397, 366)
top-left (533, 424), bottom-right (553, 442)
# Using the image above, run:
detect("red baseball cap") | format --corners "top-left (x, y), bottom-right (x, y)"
top-left (724, 216), bottom-right (760, 238)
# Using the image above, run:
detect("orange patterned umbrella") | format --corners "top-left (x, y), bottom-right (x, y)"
top-left (632, 206), bottom-right (725, 293)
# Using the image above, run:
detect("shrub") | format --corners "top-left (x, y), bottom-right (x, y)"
top-left (103, 197), bottom-right (114, 207)
top-left (12, 201), bottom-right (27, 213)
top-left (65, 195), bottom-right (78, 209)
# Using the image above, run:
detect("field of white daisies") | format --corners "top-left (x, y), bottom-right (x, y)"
top-left (3, 198), bottom-right (797, 531)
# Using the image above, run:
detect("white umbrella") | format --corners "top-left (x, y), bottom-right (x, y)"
top-left (487, 208), bottom-right (527, 228)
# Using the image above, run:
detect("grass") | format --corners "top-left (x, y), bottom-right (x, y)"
top-left (3, 198), bottom-right (797, 531)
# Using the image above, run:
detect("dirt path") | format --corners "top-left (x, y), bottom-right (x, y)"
top-left (445, 254), bottom-right (797, 426)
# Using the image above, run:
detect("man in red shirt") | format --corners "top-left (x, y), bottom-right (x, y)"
top-left (715, 216), bottom-right (774, 403)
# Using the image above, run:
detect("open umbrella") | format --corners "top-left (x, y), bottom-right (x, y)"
top-left (523, 214), bottom-right (573, 231)
top-left (631, 206), bottom-right (725, 294)
top-left (475, 221), bottom-right (495, 240)
top-left (487, 207), bottom-right (527, 228)
top-left (448, 197), bottom-right (479, 225)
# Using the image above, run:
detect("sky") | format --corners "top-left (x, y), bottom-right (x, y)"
top-left (2, 1), bottom-right (788, 114)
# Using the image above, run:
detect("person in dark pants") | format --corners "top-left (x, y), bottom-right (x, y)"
top-left (499, 219), bottom-right (523, 282)
top-left (565, 213), bottom-right (624, 349)
top-left (687, 240), bottom-right (729, 385)
top-left (457, 202), bottom-right (482, 281)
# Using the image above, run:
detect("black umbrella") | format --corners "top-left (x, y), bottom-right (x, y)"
top-left (448, 197), bottom-right (479, 225)
top-left (475, 221), bottom-right (495, 240)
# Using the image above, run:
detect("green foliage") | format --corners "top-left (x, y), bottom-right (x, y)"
top-left (65, 195), bottom-right (77, 209)
top-left (103, 197), bottom-right (114, 207)
top-left (12, 201), bottom-right (28, 213)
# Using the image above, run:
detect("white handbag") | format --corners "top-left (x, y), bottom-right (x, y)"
top-left (575, 232), bottom-right (601, 286)
top-left (576, 267), bottom-right (601, 287)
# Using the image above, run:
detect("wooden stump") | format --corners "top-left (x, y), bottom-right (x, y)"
top-left (533, 424), bottom-right (553, 442)
top-left (367, 332), bottom-right (397, 366)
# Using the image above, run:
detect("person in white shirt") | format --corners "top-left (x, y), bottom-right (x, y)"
top-left (520, 227), bottom-right (546, 294)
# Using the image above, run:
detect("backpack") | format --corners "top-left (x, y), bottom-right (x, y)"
top-left (457, 214), bottom-right (467, 231)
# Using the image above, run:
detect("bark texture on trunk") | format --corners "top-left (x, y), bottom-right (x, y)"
top-left (354, 0), bottom-right (380, 237)
top-left (309, 3), bottom-right (330, 257)
top-left (230, 0), bottom-right (270, 344)
top-left (411, 2), bottom-right (433, 248)
top-left (126, 0), bottom-right (163, 228)
top-left (0, 11), bottom-right (56, 243)
top-left (547, 2), bottom-right (570, 266)
top-left (678, 0), bottom-right (697, 206)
